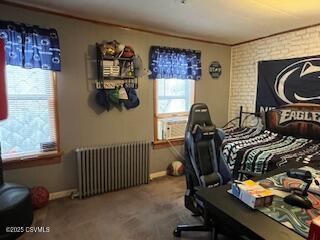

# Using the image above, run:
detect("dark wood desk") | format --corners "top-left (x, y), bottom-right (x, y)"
top-left (196, 162), bottom-right (319, 240)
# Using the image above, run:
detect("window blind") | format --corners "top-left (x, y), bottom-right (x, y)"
top-left (0, 65), bottom-right (57, 160)
top-left (157, 78), bottom-right (194, 114)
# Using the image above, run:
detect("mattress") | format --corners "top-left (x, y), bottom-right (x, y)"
top-left (222, 127), bottom-right (320, 179)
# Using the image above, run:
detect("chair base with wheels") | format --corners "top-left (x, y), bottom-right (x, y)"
top-left (174, 189), bottom-right (214, 237)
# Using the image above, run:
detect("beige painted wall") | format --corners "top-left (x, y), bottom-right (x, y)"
top-left (1, 4), bottom-right (231, 192)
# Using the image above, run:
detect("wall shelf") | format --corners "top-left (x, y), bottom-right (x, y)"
top-left (95, 79), bottom-right (138, 90)
top-left (102, 56), bottom-right (134, 61)
top-left (102, 76), bottom-right (135, 80)
top-left (96, 43), bottom-right (138, 89)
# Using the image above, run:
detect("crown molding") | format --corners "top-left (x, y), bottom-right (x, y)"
top-left (3, 1), bottom-right (320, 47)
top-left (1, 0), bottom-right (230, 47)
top-left (231, 22), bottom-right (320, 46)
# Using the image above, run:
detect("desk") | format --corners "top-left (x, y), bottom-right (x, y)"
top-left (196, 162), bottom-right (319, 240)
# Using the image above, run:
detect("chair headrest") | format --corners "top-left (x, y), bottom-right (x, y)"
top-left (186, 103), bottom-right (214, 133)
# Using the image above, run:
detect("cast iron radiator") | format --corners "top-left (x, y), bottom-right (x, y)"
top-left (75, 141), bottom-right (150, 198)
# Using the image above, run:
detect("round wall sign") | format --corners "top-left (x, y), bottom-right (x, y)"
top-left (209, 61), bottom-right (222, 78)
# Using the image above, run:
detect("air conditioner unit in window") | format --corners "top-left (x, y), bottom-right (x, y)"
top-left (158, 117), bottom-right (188, 140)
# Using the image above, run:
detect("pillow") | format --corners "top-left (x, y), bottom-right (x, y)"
top-left (264, 104), bottom-right (320, 140)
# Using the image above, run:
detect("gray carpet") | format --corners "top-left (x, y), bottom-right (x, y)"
top-left (19, 176), bottom-right (230, 240)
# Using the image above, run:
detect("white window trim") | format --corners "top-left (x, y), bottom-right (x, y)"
top-left (1, 69), bottom-right (61, 167)
top-left (153, 79), bottom-right (195, 143)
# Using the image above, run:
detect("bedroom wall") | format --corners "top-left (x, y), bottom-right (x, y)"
top-left (229, 25), bottom-right (320, 120)
top-left (1, 4), bottom-right (231, 192)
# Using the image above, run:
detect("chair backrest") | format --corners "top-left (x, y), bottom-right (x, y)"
top-left (184, 103), bottom-right (231, 191)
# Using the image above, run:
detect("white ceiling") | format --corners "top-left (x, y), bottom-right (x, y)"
top-left (6, 0), bottom-right (320, 45)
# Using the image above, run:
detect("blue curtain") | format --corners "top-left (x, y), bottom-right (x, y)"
top-left (0, 20), bottom-right (61, 71)
top-left (149, 46), bottom-right (201, 80)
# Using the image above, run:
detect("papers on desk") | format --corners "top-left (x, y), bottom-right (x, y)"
top-left (254, 166), bottom-right (320, 239)
top-left (229, 166), bottom-right (320, 211)
top-left (268, 188), bottom-right (290, 198)
top-left (231, 180), bottom-right (274, 209)
top-left (259, 166), bottom-right (320, 197)
top-left (229, 184), bottom-right (291, 199)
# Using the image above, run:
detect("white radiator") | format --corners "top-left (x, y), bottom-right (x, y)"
top-left (75, 141), bottom-right (150, 198)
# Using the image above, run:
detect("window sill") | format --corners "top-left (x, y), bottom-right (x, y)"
top-left (152, 138), bottom-right (184, 149)
top-left (3, 152), bottom-right (62, 170)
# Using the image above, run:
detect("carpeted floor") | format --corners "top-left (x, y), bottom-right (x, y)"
top-left (19, 176), bottom-right (228, 240)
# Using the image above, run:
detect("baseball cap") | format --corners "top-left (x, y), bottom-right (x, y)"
top-left (95, 90), bottom-right (110, 111)
top-left (123, 87), bottom-right (140, 109)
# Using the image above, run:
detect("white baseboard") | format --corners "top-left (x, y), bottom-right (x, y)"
top-left (49, 188), bottom-right (77, 201)
top-left (149, 171), bottom-right (167, 180)
top-left (49, 172), bottom-right (167, 200)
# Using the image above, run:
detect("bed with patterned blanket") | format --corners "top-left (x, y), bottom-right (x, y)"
top-left (222, 127), bottom-right (320, 179)
top-left (223, 103), bottom-right (320, 179)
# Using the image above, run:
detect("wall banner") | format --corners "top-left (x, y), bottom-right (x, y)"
top-left (256, 55), bottom-right (320, 112)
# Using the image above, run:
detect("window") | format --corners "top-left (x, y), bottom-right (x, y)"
top-left (0, 65), bottom-right (60, 166)
top-left (154, 78), bottom-right (194, 143)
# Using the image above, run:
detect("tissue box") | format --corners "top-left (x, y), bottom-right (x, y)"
top-left (231, 180), bottom-right (274, 209)
top-left (308, 216), bottom-right (320, 240)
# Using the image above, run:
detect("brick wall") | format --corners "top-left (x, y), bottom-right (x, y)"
top-left (229, 25), bottom-right (320, 120)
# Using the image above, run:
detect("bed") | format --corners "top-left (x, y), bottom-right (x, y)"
top-left (222, 103), bottom-right (320, 180)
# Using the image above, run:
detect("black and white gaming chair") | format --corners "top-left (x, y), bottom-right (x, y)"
top-left (173, 103), bottom-right (232, 238)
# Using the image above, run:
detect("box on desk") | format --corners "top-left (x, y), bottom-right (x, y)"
top-left (231, 180), bottom-right (274, 209)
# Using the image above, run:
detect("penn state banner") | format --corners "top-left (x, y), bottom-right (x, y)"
top-left (256, 55), bottom-right (320, 112)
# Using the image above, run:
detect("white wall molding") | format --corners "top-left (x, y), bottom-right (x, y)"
top-left (149, 171), bottom-right (167, 180)
top-left (49, 188), bottom-right (77, 200)
top-left (49, 172), bottom-right (168, 200)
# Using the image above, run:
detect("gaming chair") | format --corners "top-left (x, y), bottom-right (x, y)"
top-left (173, 103), bottom-right (232, 238)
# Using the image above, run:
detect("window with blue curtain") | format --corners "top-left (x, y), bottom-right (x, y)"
top-left (0, 20), bottom-right (61, 162)
top-left (149, 46), bottom-right (201, 80)
top-left (0, 20), bottom-right (61, 71)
